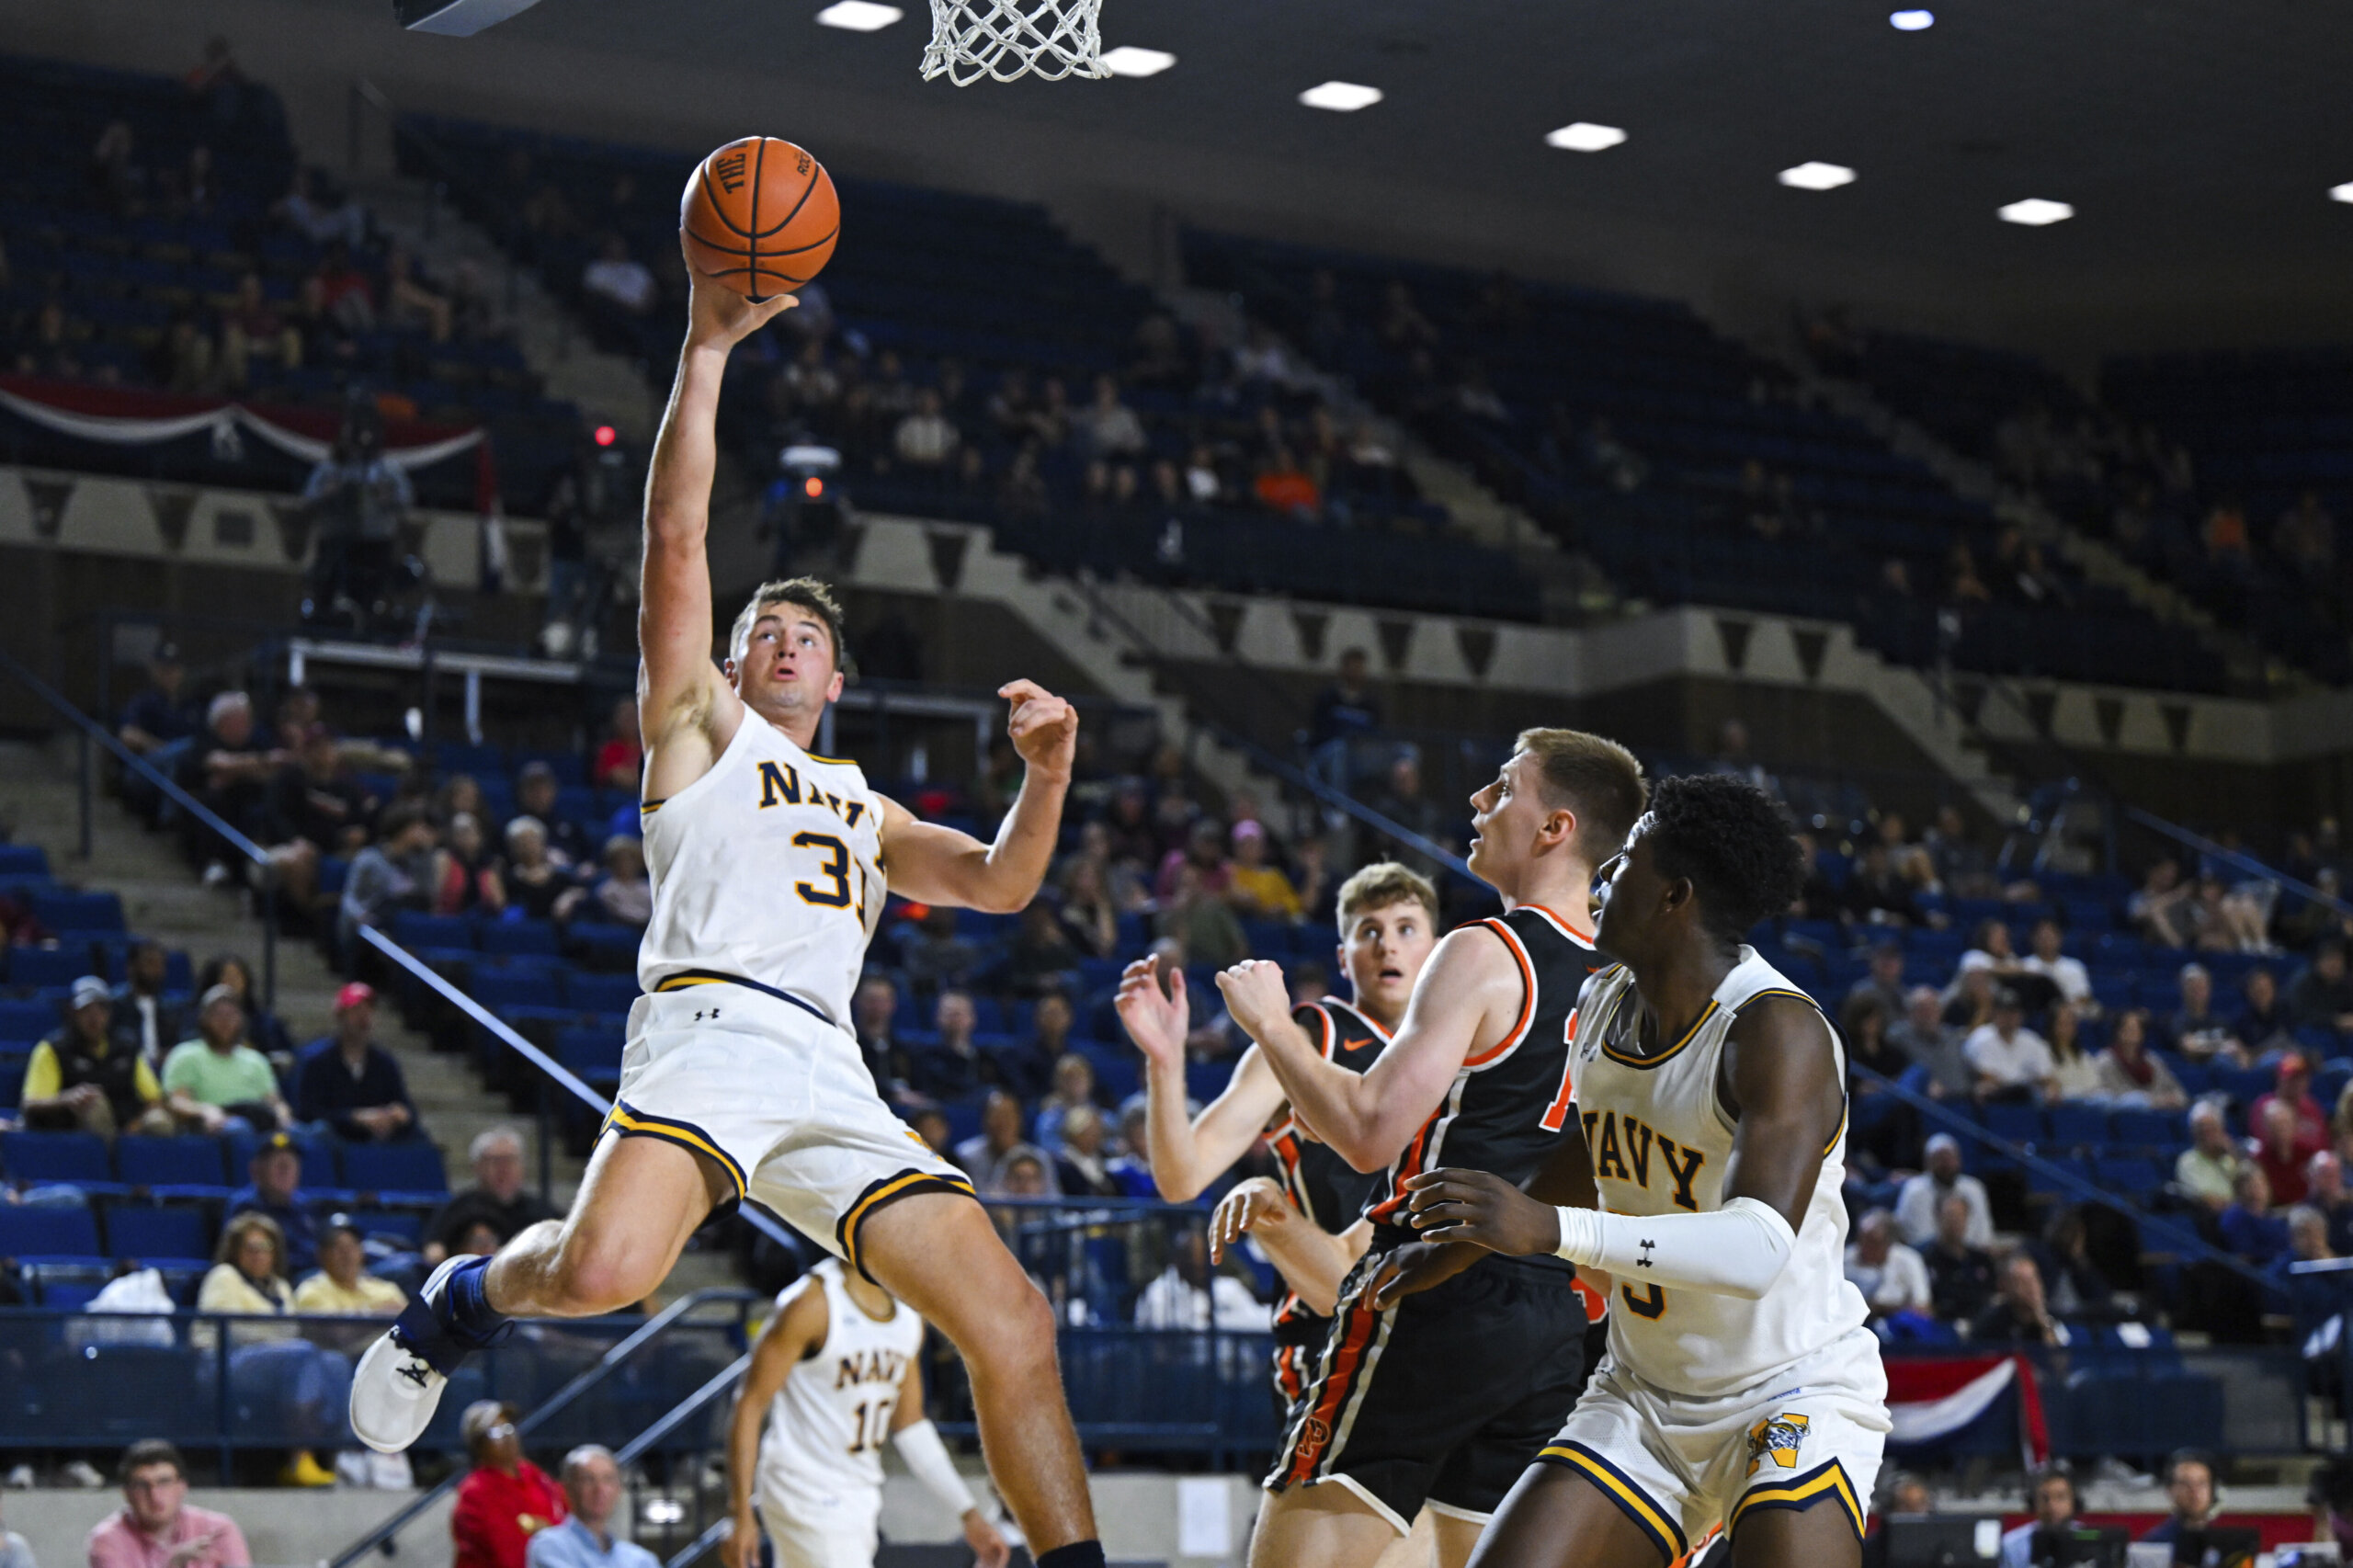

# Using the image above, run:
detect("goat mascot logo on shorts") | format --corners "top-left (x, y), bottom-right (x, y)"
top-left (1745, 1413), bottom-right (1810, 1476)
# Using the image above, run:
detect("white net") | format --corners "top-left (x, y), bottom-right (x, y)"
top-left (922, 0), bottom-right (1110, 85)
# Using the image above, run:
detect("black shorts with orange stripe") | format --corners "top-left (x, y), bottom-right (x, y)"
top-left (1267, 1244), bottom-right (1589, 1528)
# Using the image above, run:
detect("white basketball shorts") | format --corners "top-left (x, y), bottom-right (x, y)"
top-left (757, 1483), bottom-right (880, 1568)
top-left (602, 975), bottom-right (974, 1278)
top-left (1539, 1324), bottom-right (1890, 1562)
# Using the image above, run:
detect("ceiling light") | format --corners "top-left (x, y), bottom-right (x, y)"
top-left (2333, 182), bottom-right (2353, 205)
top-left (1100, 46), bottom-right (1175, 76)
top-left (1889, 9), bottom-right (1934, 28)
top-left (1779, 162), bottom-right (1856, 191)
top-left (1997, 198), bottom-right (2074, 226)
top-left (1545, 122), bottom-right (1627, 153)
top-left (1299, 81), bottom-right (1382, 112)
top-left (816, 0), bottom-right (901, 28)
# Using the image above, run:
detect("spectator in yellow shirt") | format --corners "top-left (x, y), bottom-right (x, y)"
top-left (1224, 820), bottom-right (1302, 923)
top-left (19, 976), bottom-right (172, 1137)
top-left (293, 1215), bottom-right (406, 1317)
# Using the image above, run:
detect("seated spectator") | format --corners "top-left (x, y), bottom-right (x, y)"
top-left (1157, 863), bottom-right (1249, 971)
top-left (197, 1213), bottom-right (346, 1487)
top-left (383, 246), bottom-right (451, 342)
top-left (1052, 1107), bottom-right (1123, 1199)
top-left (434, 813), bottom-right (505, 916)
top-left (2219, 1165), bottom-right (2290, 1266)
top-left (294, 983), bottom-right (419, 1142)
top-left (499, 818), bottom-right (572, 922)
top-left (2254, 1098), bottom-right (2323, 1206)
top-left (851, 973), bottom-right (907, 1093)
top-left (1963, 989), bottom-right (2053, 1102)
top-left (2090, 1009), bottom-right (2185, 1108)
top-left (163, 987), bottom-right (290, 1135)
top-left (909, 990), bottom-right (1001, 1100)
top-left (1224, 820), bottom-right (1302, 924)
top-left (2021, 918), bottom-right (2093, 1012)
top-left (581, 234), bottom-right (657, 318)
top-left (338, 803), bottom-right (438, 960)
top-left (86, 1441), bottom-right (250, 1568)
top-left (1845, 1210), bottom-right (1931, 1322)
top-left (268, 724), bottom-right (376, 872)
top-left (1079, 373), bottom-right (1147, 461)
top-left (2255, 1051), bottom-right (2330, 1148)
top-left (293, 1213), bottom-right (404, 1317)
top-left (277, 167), bottom-right (366, 248)
top-left (229, 1132), bottom-right (321, 1277)
top-left (1897, 1135), bottom-right (1995, 1249)
top-left (1156, 818), bottom-right (1233, 905)
top-left (2237, 966), bottom-right (2296, 1058)
top-left (901, 905), bottom-right (979, 997)
top-left (954, 1091), bottom-right (1057, 1196)
top-left (1926, 803), bottom-right (2001, 900)
top-left (2176, 1100), bottom-right (2246, 1211)
top-left (218, 273), bottom-right (301, 391)
top-left (199, 953), bottom-right (292, 1062)
top-left (566, 836), bottom-right (651, 929)
top-left (2044, 1004), bottom-right (2101, 1101)
top-left (2164, 962), bottom-right (2247, 1066)
top-left (592, 698), bottom-right (642, 793)
top-left (1847, 941), bottom-right (1908, 1023)
top-left (1135, 1225), bottom-right (1265, 1331)
top-left (1033, 1051), bottom-right (1101, 1155)
top-left (1924, 1192), bottom-right (1998, 1322)
top-left (2132, 857), bottom-right (2196, 948)
top-left (451, 1401), bottom-right (567, 1568)
top-left (1057, 858), bottom-right (1120, 960)
top-left (2139, 1451), bottom-right (2220, 1551)
top-left (999, 903), bottom-right (1082, 998)
top-left (1890, 985), bottom-right (1973, 1099)
top-left (892, 388), bottom-right (961, 470)
top-left (2025, 1206), bottom-right (2113, 1321)
top-left (2186, 873), bottom-right (2269, 955)
top-left (2289, 939), bottom-right (2353, 1040)
top-left (1970, 1254), bottom-right (2067, 1347)
top-left (1996, 1467), bottom-right (2079, 1568)
top-left (1841, 843), bottom-right (1925, 928)
top-left (178, 691), bottom-right (289, 884)
top-left (425, 1127), bottom-right (560, 1266)
top-left (20, 976), bottom-right (171, 1137)
top-left (117, 642), bottom-right (197, 759)
top-left (527, 1447), bottom-right (655, 1568)
top-left (1941, 966), bottom-right (1997, 1034)
top-left (512, 763), bottom-right (592, 869)
top-left (2309, 1151), bottom-right (2353, 1258)
top-left (1958, 918), bottom-right (2026, 980)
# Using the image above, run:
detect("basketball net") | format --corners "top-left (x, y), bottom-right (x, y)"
top-left (922, 0), bottom-right (1109, 85)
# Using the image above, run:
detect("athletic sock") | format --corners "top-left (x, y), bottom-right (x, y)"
top-left (440, 1256), bottom-right (509, 1345)
top-left (1036, 1543), bottom-right (1107, 1568)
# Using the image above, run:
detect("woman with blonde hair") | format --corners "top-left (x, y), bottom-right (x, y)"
top-left (199, 1212), bottom-right (354, 1486)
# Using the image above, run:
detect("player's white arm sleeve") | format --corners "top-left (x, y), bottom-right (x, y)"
top-left (1552, 1197), bottom-right (1796, 1301)
top-left (892, 1419), bottom-right (983, 1517)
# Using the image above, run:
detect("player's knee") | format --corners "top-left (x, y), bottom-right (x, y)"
top-left (549, 1232), bottom-right (661, 1314)
top-left (963, 1274), bottom-right (1059, 1372)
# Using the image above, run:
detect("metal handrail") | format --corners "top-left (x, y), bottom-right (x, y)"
top-left (614, 1351), bottom-right (752, 1465)
top-left (1848, 1063), bottom-right (2270, 1290)
top-left (663, 1517), bottom-right (734, 1568)
top-left (2124, 805), bottom-right (2353, 923)
top-left (0, 645), bottom-right (280, 1008)
top-left (325, 1288), bottom-right (763, 1568)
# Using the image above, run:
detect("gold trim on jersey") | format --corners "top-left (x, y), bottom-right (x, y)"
top-left (1728, 1458), bottom-right (1864, 1540)
top-left (1600, 999), bottom-right (1718, 1070)
top-left (1732, 987), bottom-right (1827, 1016)
top-left (601, 1101), bottom-right (748, 1202)
top-left (803, 752), bottom-right (857, 767)
top-left (639, 797), bottom-right (667, 814)
top-left (835, 1167), bottom-right (978, 1283)
top-left (1539, 1442), bottom-right (1688, 1561)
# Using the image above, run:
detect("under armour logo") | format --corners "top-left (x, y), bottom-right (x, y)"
top-left (396, 1361), bottom-right (430, 1388)
top-left (1636, 1239), bottom-right (1656, 1268)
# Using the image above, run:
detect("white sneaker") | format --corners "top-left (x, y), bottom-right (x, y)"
top-left (368, 1450), bottom-right (416, 1491)
top-left (349, 1256), bottom-right (481, 1454)
top-left (4, 1464), bottom-right (34, 1489)
top-left (63, 1460), bottom-right (106, 1488)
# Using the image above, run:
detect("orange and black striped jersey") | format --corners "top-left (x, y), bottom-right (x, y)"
top-left (1268, 997), bottom-right (1389, 1341)
top-left (1361, 903), bottom-right (1605, 1251)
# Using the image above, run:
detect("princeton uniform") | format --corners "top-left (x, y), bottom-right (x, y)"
top-left (755, 1261), bottom-right (926, 1568)
top-left (1267, 998), bottom-right (1388, 1408)
top-left (1540, 949), bottom-right (1889, 1562)
top-left (607, 711), bottom-right (971, 1277)
top-left (1269, 905), bottom-right (1606, 1532)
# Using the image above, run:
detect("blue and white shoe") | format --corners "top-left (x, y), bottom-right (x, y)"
top-left (350, 1256), bottom-right (505, 1454)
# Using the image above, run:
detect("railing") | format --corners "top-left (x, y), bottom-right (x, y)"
top-left (0, 644), bottom-right (281, 1009)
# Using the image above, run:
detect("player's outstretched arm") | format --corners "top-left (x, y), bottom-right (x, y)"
top-left (720, 1280), bottom-right (829, 1568)
top-left (1217, 926), bottom-right (1519, 1174)
top-left (1404, 995), bottom-right (1843, 1300)
top-left (888, 1356), bottom-right (1009, 1568)
top-left (1115, 959), bottom-right (1291, 1201)
top-left (878, 680), bottom-right (1074, 914)
top-left (639, 250), bottom-right (798, 778)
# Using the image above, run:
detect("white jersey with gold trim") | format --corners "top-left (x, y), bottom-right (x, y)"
top-left (637, 710), bottom-right (883, 1028)
top-left (1568, 947), bottom-right (1867, 1401)
top-left (756, 1260), bottom-right (925, 1511)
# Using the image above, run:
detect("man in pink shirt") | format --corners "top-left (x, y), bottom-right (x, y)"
top-left (86, 1442), bottom-right (251, 1568)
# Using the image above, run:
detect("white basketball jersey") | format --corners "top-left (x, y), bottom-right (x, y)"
top-left (756, 1260), bottom-right (926, 1508)
top-left (638, 710), bottom-right (883, 1028)
top-left (1569, 948), bottom-right (1868, 1401)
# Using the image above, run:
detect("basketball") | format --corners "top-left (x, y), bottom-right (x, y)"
top-left (679, 135), bottom-right (841, 303)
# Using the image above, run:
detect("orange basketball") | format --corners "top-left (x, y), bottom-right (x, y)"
top-left (680, 136), bottom-right (841, 303)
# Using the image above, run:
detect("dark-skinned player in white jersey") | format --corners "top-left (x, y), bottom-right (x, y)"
top-left (1208, 731), bottom-right (1647, 1568)
top-left (1398, 773), bottom-right (1890, 1568)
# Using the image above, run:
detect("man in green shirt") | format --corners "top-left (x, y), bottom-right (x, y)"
top-left (163, 986), bottom-right (290, 1134)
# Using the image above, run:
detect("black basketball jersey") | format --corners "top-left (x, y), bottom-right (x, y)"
top-left (1268, 997), bottom-right (1388, 1338)
top-left (1361, 904), bottom-right (1606, 1237)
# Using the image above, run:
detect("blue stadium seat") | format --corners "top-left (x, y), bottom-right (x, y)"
top-left (349, 1208), bottom-right (426, 1249)
top-left (1982, 1104), bottom-right (2043, 1147)
top-left (469, 969), bottom-right (563, 1012)
top-left (392, 912), bottom-right (479, 951)
top-left (554, 1025), bottom-right (624, 1083)
top-left (0, 1130), bottom-right (117, 1187)
top-left (115, 1136), bottom-right (228, 1193)
top-left (480, 919), bottom-right (561, 957)
top-left (563, 971), bottom-right (641, 1014)
top-left (0, 1045), bottom-right (29, 1110)
top-left (2027, 1154), bottom-right (2096, 1198)
top-left (0, 844), bottom-right (50, 878)
top-left (2045, 1104), bottom-right (2110, 1149)
top-left (2109, 1108), bottom-right (2184, 1150)
top-left (30, 891), bottom-right (126, 935)
top-left (567, 924), bottom-right (640, 970)
top-left (0, 1204), bottom-right (104, 1265)
top-left (103, 1204), bottom-right (213, 1267)
top-left (0, 998), bottom-right (59, 1043)
top-left (2212, 1065), bottom-right (2274, 1109)
top-left (2090, 1156), bottom-right (2162, 1199)
top-left (7, 947), bottom-right (92, 991)
top-left (226, 1131), bottom-right (342, 1196)
top-left (341, 1141), bottom-right (450, 1199)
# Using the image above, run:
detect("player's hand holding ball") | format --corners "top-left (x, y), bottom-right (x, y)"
top-left (1404, 1167), bottom-right (1563, 1256)
top-left (1114, 956), bottom-right (1189, 1066)
top-left (1214, 960), bottom-right (1292, 1042)
top-left (680, 135), bottom-right (841, 352)
top-left (999, 679), bottom-right (1076, 782)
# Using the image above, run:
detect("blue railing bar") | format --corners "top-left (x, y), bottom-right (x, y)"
top-left (614, 1351), bottom-right (753, 1466)
top-left (1847, 1064), bottom-right (2270, 1290)
top-left (326, 1289), bottom-right (760, 1568)
top-left (664, 1517), bottom-right (735, 1568)
top-left (2123, 806), bottom-right (2353, 922)
top-left (1215, 725), bottom-right (1476, 886)
top-left (355, 926), bottom-right (810, 1256)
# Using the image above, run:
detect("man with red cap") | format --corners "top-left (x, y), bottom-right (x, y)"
top-left (294, 983), bottom-right (422, 1142)
top-left (2252, 1051), bottom-right (2330, 1152)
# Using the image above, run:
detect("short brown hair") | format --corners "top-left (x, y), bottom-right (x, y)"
top-left (729, 577), bottom-right (850, 673)
top-left (1514, 728), bottom-right (1647, 865)
top-left (215, 1210), bottom-right (287, 1277)
top-left (119, 1440), bottom-right (186, 1483)
top-left (1335, 861), bottom-right (1440, 932)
